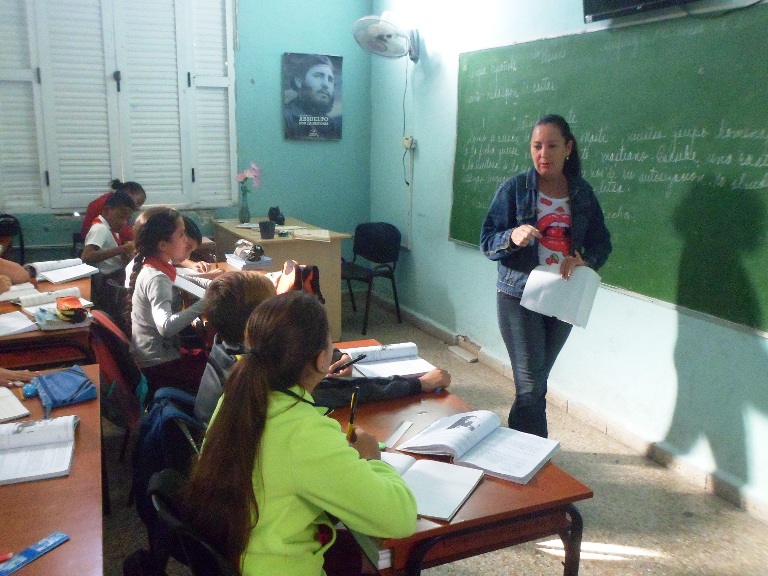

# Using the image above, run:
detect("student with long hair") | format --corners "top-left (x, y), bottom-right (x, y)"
top-left (127, 207), bottom-right (210, 395)
top-left (184, 291), bottom-right (417, 575)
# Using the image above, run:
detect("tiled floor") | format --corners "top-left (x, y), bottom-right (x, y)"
top-left (103, 299), bottom-right (768, 575)
top-left (339, 301), bottom-right (768, 576)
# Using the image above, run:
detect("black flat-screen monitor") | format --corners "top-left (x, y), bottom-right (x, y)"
top-left (583, 0), bottom-right (699, 23)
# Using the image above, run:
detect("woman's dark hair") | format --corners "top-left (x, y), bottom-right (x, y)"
top-left (110, 179), bottom-right (146, 203)
top-left (183, 291), bottom-right (329, 570)
top-left (125, 207), bottom-right (181, 332)
top-left (533, 114), bottom-right (581, 179)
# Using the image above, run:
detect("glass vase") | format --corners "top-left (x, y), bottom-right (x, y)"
top-left (238, 191), bottom-right (251, 224)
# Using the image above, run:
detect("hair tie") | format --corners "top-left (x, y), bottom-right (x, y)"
top-left (246, 347), bottom-right (260, 359)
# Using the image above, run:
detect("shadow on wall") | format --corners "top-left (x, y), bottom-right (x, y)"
top-left (667, 181), bottom-right (768, 499)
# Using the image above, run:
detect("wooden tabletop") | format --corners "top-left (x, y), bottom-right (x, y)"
top-left (0, 277), bottom-right (94, 369)
top-left (0, 364), bottom-right (103, 575)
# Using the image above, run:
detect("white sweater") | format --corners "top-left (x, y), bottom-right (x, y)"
top-left (129, 266), bottom-right (209, 368)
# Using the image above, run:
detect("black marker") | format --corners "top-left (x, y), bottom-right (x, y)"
top-left (333, 354), bottom-right (367, 374)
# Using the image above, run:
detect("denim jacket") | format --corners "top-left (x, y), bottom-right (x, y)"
top-left (480, 167), bottom-right (612, 297)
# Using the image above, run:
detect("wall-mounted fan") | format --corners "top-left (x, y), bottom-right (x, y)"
top-left (352, 15), bottom-right (420, 62)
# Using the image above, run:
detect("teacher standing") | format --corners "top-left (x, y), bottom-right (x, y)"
top-left (480, 114), bottom-right (612, 438)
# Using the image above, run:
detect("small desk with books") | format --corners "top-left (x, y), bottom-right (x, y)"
top-left (0, 364), bottom-right (103, 575)
top-left (213, 217), bottom-right (350, 341)
top-left (0, 277), bottom-right (93, 370)
top-left (328, 347), bottom-right (592, 575)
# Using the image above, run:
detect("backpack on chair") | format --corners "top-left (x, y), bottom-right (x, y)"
top-left (274, 259), bottom-right (325, 303)
top-left (126, 387), bottom-right (206, 576)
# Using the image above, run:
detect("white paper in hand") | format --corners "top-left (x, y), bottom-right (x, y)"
top-left (520, 264), bottom-right (600, 328)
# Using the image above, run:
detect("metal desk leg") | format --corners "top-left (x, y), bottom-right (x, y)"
top-left (559, 503), bottom-right (584, 576)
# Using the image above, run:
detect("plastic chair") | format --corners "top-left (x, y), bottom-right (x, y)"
top-left (341, 222), bottom-right (403, 335)
top-left (148, 468), bottom-right (238, 576)
top-left (89, 309), bottom-right (145, 462)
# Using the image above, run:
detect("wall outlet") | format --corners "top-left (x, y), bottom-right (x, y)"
top-left (402, 136), bottom-right (415, 149)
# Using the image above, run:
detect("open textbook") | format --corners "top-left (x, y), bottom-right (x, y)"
top-left (397, 410), bottom-right (560, 484)
top-left (24, 258), bottom-right (98, 284)
top-left (0, 283), bottom-right (38, 303)
top-left (172, 275), bottom-right (207, 299)
top-left (16, 286), bottom-right (92, 313)
top-left (0, 415), bottom-right (79, 485)
top-left (0, 311), bottom-right (38, 337)
top-left (341, 342), bottom-right (436, 379)
top-left (520, 264), bottom-right (601, 328)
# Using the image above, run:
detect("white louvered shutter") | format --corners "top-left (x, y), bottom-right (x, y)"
top-left (116, 0), bottom-right (186, 205)
top-left (0, 0), bottom-right (47, 211)
top-left (37, 0), bottom-right (122, 209)
top-left (0, 0), bottom-right (235, 212)
top-left (187, 0), bottom-right (237, 207)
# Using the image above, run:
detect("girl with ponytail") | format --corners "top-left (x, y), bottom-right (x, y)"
top-left (183, 291), bottom-right (417, 576)
top-left (127, 207), bottom-right (210, 395)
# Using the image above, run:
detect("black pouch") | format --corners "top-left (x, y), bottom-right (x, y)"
top-left (268, 206), bottom-right (285, 225)
top-left (233, 239), bottom-right (264, 262)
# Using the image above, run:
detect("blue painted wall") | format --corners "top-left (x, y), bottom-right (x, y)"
top-left (370, 0), bottom-right (768, 516)
top-left (232, 1), bottom-right (373, 238)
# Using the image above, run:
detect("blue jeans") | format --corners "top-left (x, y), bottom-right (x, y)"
top-left (497, 291), bottom-right (573, 438)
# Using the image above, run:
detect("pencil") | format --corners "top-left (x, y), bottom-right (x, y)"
top-left (346, 386), bottom-right (360, 441)
top-left (333, 353), bottom-right (367, 374)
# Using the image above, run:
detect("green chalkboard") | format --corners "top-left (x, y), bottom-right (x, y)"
top-left (451, 6), bottom-right (768, 332)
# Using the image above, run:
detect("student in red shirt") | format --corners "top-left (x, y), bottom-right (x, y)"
top-left (80, 179), bottom-right (146, 242)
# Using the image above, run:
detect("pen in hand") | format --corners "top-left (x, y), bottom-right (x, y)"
top-left (346, 386), bottom-right (360, 442)
top-left (333, 354), bottom-right (367, 374)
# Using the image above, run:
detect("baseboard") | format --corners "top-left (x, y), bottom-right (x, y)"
top-left (365, 293), bottom-right (768, 526)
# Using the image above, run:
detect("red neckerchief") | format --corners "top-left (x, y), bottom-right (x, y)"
top-left (94, 215), bottom-right (121, 245)
top-left (143, 256), bottom-right (177, 281)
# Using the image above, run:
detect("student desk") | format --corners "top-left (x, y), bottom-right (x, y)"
top-left (0, 277), bottom-right (93, 369)
top-left (0, 364), bottom-right (103, 575)
top-left (333, 341), bottom-right (592, 575)
top-left (213, 218), bottom-right (350, 341)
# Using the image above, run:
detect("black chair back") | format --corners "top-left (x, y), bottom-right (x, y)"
top-left (343, 222), bottom-right (403, 334)
top-left (352, 222), bottom-right (401, 265)
top-left (148, 468), bottom-right (238, 576)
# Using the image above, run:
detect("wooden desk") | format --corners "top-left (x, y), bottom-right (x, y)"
top-left (0, 277), bottom-right (93, 369)
top-left (331, 392), bottom-right (592, 575)
top-left (0, 364), bottom-right (103, 575)
top-left (213, 218), bottom-right (350, 341)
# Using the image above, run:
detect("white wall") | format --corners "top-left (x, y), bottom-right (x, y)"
top-left (369, 0), bottom-right (768, 517)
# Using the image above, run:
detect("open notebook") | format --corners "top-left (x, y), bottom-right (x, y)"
top-left (24, 259), bottom-right (98, 284)
top-left (381, 452), bottom-right (483, 521)
top-left (342, 342), bottom-right (436, 379)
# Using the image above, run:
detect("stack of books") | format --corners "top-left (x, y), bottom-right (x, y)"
top-left (225, 253), bottom-right (273, 271)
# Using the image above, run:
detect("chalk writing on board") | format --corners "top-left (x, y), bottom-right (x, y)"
top-left (451, 4), bottom-right (768, 330)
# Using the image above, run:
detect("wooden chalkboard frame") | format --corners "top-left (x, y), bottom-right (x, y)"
top-left (451, 6), bottom-right (768, 331)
